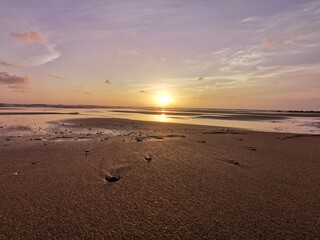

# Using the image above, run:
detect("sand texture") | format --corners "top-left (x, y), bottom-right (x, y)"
top-left (0, 118), bottom-right (319, 239)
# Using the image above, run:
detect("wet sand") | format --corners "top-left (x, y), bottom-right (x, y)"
top-left (0, 112), bottom-right (79, 115)
top-left (0, 118), bottom-right (320, 239)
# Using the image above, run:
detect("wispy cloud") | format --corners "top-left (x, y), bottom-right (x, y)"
top-left (74, 87), bottom-right (90, 95)
top-left (187, 1), bottom-right (320, 88)
top-left (48, 74), bottom-right (62, 79)
top-left (4, 31), bottom-right (61, 66)
top-left (7, 85), bottom-right (28, 93)
top-left (74, 88), bottom-right (82, 92)
top-left (27, 43), bottom-right (61, 66)
top-left (117, 49), bottom-right (139, 56)
top-left (240, 16), bottom-right (258, 23)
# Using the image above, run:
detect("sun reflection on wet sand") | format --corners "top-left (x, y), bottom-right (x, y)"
top-left (155, 113), bottom-right (168, 122)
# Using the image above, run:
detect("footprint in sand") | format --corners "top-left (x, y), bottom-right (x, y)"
top-left (203, 130), bottom-right (246, 135)
top-left (144, 156), bottom-right (152, 161)
top-left (105, 175), bottom-right (120, 183)
top-left (136, 135), bottom-right (185, 142)
top-left (245, 146), bottom-right (256, 151)
top-left (225, 160), bottom-right (239, 165)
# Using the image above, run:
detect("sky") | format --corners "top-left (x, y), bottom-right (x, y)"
top-left (0, 0), bottom-right (320, 110)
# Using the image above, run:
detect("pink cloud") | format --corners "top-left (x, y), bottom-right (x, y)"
top-left (0, 60), bottom-right (23, 68)
top-left (11, 31), bottom-right (48, 44)
top-left (0, 72), bottom-right (30, 86)
top-left (9, 31), bottom-right (61, 66)
top-left (260, 39), bottom-right (278, 51)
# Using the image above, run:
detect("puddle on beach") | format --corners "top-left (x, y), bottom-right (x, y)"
top-left (0, 109), bottom-right (127, 140)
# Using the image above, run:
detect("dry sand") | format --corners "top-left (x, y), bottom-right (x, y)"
top-left (0, 118), bottom-right (319, 239)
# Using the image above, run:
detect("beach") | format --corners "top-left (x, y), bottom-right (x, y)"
top-left (2, 0), bottom-right (320, 238)
top-left (1, 116), bottom-right (319, 239)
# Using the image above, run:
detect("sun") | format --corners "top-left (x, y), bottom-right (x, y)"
top-left (156, 94), bottom-right (171, 106)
